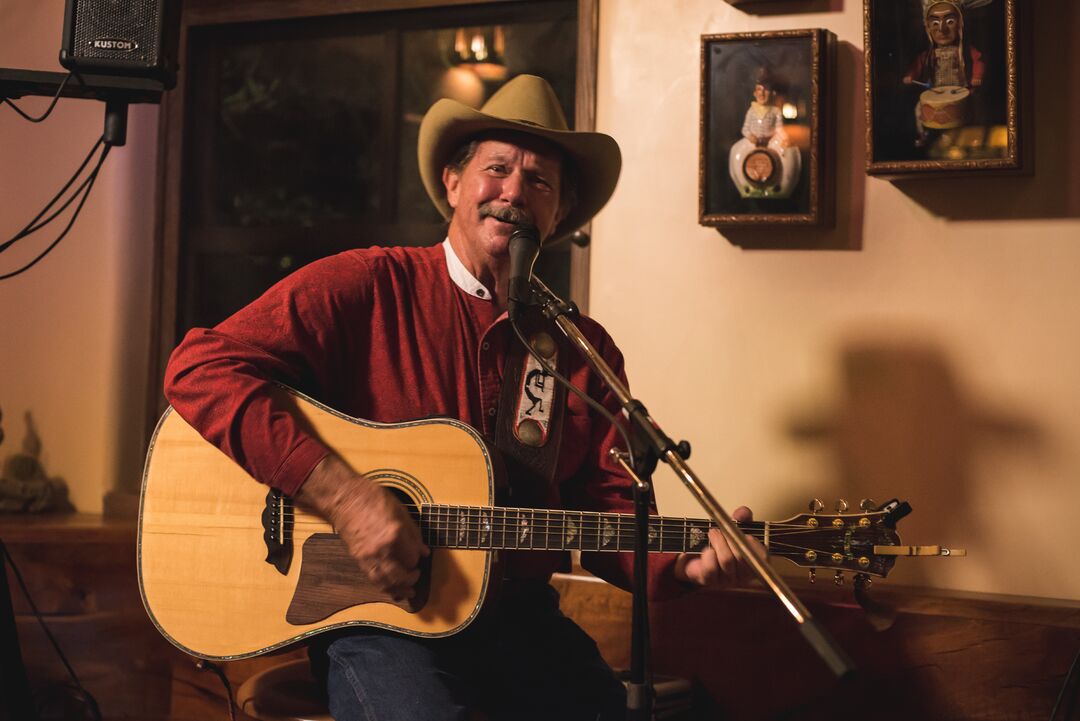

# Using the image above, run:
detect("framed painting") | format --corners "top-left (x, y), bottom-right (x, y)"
top-left (865, 0), bottom-right (1024, 175)
top-left (699, 29), bottom-right (833, 227)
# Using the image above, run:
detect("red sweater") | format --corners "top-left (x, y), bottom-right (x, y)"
top-left (164, 243), bottom-right (684, 597)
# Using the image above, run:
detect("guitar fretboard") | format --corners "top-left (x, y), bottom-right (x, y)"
top-left (414, 505), bottom-right (766, 554)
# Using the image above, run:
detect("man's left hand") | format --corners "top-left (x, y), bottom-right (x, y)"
top-left (673, 506), bottom-right (766, 588)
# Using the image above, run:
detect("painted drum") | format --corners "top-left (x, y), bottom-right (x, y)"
top-left (728, 137), bottom-right (802, 199)
top-left (918, 85), bottom-right (971, 130)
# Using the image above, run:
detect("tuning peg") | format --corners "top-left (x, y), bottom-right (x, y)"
top-left (808, 568), bottom-right (817, 584)
top-left (834, 571), bottom-right (844, 586)
top-left (835, 498), bottom-right (849, 513)
top-left (859, 498), bottom-right (877, 512)
top-left (808, 498), bottom-right (824, 514)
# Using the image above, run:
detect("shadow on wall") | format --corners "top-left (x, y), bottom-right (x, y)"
top-left (889, 0), bottom-right (1080, 220)
top-left (782, 337), bottom-right (1044, 590)
top-left (723, 41), bottom-right (865, 251)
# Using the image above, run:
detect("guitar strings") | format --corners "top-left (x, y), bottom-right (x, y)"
top-left (287, 506), bottom-right (875, 558)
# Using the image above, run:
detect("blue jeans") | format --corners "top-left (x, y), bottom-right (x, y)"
top-left (310, 581), bottom-right (626, 721)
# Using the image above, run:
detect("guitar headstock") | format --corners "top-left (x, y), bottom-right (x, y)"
top-left (768, 498), bottom-right (910, 583)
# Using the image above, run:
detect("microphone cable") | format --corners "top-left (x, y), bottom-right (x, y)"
top-left (0, 541), bottom-right (103, 721)
top-left (0, 135), bottom-right (111, 281)
top-left (2, 72), bottom-right (72, 123)
top-left (507, 302), bottom-right (637, 477)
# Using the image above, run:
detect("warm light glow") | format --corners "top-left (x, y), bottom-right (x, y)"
top-left (470, 33), bottom-right (488, 61)
top-left (437, 66), bottom-right (485, 107)
top-left (782, 103), bottom-right (798, 120)
top-left (450, 25), bottom-right (506, 74)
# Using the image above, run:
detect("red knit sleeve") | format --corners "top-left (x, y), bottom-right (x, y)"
top-left (563, 321), bottom-right (687, 601)
top-left (163, 251), bottom-right (371, 496)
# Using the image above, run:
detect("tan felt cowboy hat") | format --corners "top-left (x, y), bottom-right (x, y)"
top-left (418, 74), bottom-right (621, 241)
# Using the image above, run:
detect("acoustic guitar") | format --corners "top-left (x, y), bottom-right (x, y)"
top-left (138, 389), bottom-right (915, 661)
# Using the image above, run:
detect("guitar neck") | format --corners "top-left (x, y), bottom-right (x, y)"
top-left (417, 505), bottom-right (764, 554)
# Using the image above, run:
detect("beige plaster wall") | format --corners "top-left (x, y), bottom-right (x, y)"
top-left (3, 0), bottom-right (1079, 603)
top-left (590, 0), bottom-right (1080, 600)
top-left (0, 0), bottom-right (157, 514)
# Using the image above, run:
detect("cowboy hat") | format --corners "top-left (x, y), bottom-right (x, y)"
top-left (418, 74), bottom-right (621, 241)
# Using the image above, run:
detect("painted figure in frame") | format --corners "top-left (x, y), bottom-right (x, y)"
top-left (902, 0), bottom-right (992, 147)
top-left (728, 68), bottom-right (801, 200)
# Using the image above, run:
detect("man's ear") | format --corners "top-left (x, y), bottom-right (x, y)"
top-left (443, 166), bottom-right (460, 210)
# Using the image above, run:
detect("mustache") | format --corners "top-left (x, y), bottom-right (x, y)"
top-left (478, 203), bottom-right (535, 226)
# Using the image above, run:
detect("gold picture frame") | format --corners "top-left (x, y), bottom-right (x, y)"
top-left (864, 0), bottom-right (1025, 176)
top-left (699, 29), bottom-right (834, 227)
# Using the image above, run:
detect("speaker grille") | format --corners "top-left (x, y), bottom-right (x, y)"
top-left (71, 0), bottom-right (162, 67)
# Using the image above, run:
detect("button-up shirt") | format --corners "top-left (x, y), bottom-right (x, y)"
top-left (164, 242), bottom-right (682, 596)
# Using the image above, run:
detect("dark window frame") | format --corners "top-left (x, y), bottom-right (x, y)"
top-left (142, 0), bottom-right (599, 467)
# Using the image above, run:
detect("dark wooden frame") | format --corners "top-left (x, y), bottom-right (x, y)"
top-left (699, 29), bottom-right (833, 227)
top-left (140, 0), bottom-right (600, 484)
top-left (864, 0), bottom-right (1024, 176)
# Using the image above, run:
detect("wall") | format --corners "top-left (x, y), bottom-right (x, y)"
top-left (592, 0), bottom-right (1080, 600)
top-left (0, 0), bottom-right (157, 514)
top-left (2, 0), bottom-right (1079, 602)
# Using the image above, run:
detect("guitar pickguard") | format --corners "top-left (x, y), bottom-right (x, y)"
top-left (285, 533), bottom-right (430, 625)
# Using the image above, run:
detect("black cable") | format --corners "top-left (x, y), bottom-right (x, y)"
top-left (0, 542), bottom-right (103, 721)
top-left (195, 660), bottom-right (238, 721)
top-left (14, 156), bottom-right (103, 241)
top-left (1050, 646), bottom-right (1080, 721)
top-left (0, 141), bottom-right (111, 281)
top-left (2, 73), bottom-right (72, 123)
top-left (508, 311), bottom-right (637, 473)
top-left (0, 135), bottom-right (105, 253)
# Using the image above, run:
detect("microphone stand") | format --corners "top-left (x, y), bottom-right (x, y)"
top-left (527, 276), bottom-right (856, 719)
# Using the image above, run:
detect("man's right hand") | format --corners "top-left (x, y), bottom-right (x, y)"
top-left (296, 454), bottom-right (430, 599)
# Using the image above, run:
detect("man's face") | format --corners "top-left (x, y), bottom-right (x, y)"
top-left (443, 138), bottom-right (566, 262)
top-left (927, 4), bottom-right (961, 47)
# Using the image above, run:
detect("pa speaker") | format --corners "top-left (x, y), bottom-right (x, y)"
top-left (60, 0), bottom-right (180, 89)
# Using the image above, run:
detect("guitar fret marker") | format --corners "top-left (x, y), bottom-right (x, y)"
top-left (566, 518), bottom-right (578, 546)
top-left (690, 526), bottom-right (706, 550)
top-left (519, 516), bottom-right (530, 544)
top-left (458, 511), bottom-right (467, 546)
top-left (602, 518), bottom-right (615, 547)
top-left (480, 511), bottom-right (490, 546)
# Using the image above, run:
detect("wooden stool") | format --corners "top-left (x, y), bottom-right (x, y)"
top-left (235, 658), bottom-right (333, 721)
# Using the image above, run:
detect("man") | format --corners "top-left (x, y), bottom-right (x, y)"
top-left (165, 74), bottom-right (758, 720)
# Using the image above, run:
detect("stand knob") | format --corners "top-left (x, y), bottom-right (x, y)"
top-left (676, 440), bottom-right (691, 460)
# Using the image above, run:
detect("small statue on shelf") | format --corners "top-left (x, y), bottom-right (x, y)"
top-left (0, 409), bottom-right (73, 514)
top-left (902, 0), bottom-right (991, 147)
top-left (728, 68), bottom-right (801, 199)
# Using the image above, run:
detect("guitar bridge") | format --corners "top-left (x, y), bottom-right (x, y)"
top-left (261, 489), bottom-right (294, 575)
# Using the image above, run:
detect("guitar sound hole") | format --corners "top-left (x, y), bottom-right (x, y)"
top-left (387, 487), bottom-right (421, 522)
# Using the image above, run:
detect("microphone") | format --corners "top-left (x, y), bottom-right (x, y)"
top-left (508, 224), bottom-right (540, 321)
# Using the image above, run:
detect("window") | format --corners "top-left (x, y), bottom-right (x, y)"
top-left (177, 1), bottom-right (580, 333)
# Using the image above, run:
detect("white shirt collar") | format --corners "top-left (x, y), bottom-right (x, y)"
top-left (442, 238), bottom-right (493, 301)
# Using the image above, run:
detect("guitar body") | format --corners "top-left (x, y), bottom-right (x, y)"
top-left (139, 392), bottom-right (497, 660)
top-left (140, 389), bottom-right (921, 661)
